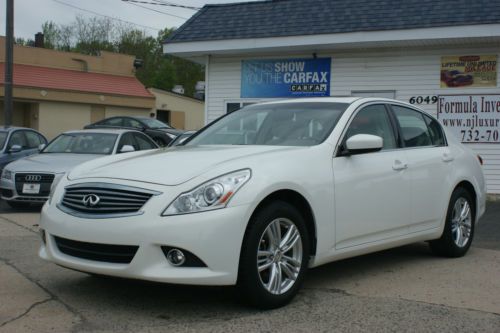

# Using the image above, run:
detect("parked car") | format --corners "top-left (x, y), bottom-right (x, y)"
top-left (0, 126), bottom-right (47, 174)
top-left (1, 129), bottom-right (158, 208)
top-left (167, 130), bottom-right (196, 147)
top-left (84, 116), bottom-right (184, 147)
top-left (440, 70), bottom-right (474, 87)
top-left (40, 98), bottom-right (485, 309)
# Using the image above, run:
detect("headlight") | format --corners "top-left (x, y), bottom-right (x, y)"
top-left (48, 174), bottom-right (65, 205)
top-left (1, 169), bottom-right (12, 180)
top-left (162, 169), bottom-right (251, 216)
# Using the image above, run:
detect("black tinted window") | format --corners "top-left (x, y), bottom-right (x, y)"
top-left (8, 131), bottom-right (28, 149)
top-left (102, 118), bottom-right (123, 127)
top-left (392, 106), bottom-right (432, 147)
top-left (423, 114), bottom-right (446, 146)
top-left (25, 131), bottom-right (43, 148)
top-left (133, 133), bottom-right (157, 150)
top-left (346, 105), bottom-right (397, 150)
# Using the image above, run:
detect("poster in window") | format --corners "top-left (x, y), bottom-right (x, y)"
top-left (440, 55), bottom-right (497, 88)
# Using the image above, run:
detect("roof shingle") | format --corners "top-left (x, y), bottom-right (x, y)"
top-left (166, 0), bottom-right (500, 43)
top-left (0, 63), bottom-right (153, 98)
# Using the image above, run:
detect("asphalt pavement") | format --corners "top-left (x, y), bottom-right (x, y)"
top-left (0, 200), bottom-right (499, 333)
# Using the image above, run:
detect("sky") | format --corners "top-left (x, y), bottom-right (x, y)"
top-left (0, 0), bottom-right (261, 39)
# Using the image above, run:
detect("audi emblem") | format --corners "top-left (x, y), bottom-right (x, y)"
top-left (82, 194), bottom-right (100, 207)
top-left (25, 175), bottom-right (42, 182)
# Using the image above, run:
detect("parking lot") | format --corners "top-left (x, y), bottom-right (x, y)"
top-left (0, 201), bottom-right (499, 333)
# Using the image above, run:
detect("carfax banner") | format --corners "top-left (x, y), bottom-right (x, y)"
top-left (437, 95), bottom-right (500, 143)
top-left (440, 55), bottom-right (497, 88)
top-left (241, 58), bottom-right (331, 98)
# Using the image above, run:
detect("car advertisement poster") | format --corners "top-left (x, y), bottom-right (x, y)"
top-left (440, 55), bottom-right (497, 88)
top-left (437, 94), bottom-right (500, 143)
top-left (241, 58), bottom-right (331, 98)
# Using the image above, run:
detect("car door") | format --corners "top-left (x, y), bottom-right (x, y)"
top-left (390, 105), bottom-right (451, 232)
top-left (333, 104), bottom-right (411, 249)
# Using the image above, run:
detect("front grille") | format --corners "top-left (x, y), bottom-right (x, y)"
top-left (54, 236), bottom-right (138, 264)
top-left (59, 183), bottom-right (158, 217)
top-left (14, 173), bottom-right (54, 197)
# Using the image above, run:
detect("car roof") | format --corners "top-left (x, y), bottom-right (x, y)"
top-left (0, 126), bottom-right (38, 132)
top-left (63, 128), bottom-right (138, 135)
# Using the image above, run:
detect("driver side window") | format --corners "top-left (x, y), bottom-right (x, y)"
top-left (346, 105), bottom-right (397, 150)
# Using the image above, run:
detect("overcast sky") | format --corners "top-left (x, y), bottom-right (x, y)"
top-left (0, 0), bottom-right (259, 39)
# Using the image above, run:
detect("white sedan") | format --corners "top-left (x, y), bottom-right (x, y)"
top-left (39, 98), bottom-right (486, 308)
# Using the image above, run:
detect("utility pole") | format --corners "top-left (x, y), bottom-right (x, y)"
top-left (4, 0), bottom-right (14, 127)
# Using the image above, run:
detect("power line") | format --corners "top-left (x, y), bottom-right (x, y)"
top-left (127, 2), bottom-right (190, 20)
top-left (51, 0), bottom-right (162, 31)
top-left (121, 0), bottom-right (200, 11)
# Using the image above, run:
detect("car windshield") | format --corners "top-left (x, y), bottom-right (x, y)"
top-left (140, 118), bottom-right (172, 129)
top-left (187, 102), bottom-right (348, 147)
top-left (0, 132), bottom-right (8, 150)
top-left (43, 133), bottom-right (118, 154)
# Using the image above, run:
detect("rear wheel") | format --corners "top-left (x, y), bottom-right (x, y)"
top-left (238, 201), bottom-right (309, 309)
top-left (429, 187), bottom-right (475, 257)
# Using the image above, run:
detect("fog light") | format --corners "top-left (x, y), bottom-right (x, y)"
top-left (39, 228), bottom-right (46, 245)
top-left (166, 249), bottom-right (185, 266)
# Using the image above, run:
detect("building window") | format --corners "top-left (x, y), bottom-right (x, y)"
top-left (225, 101), bottom-right (259, 114)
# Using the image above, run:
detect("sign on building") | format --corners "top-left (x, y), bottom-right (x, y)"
top-left (440, 55), bottom-right (497, 88)
top-left (241, 58), bottom-right (331, 98)
top-left (437, 95), bottom-right (500, 143)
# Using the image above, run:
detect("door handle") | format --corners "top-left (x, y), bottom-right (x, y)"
top-left (442, 152), bottom-right (454, 162)
top-left (392, 159), bottom-right (408, 171)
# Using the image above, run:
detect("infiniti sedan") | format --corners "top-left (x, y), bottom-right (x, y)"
top-left (1, 129), bottom-right (158, 208)
top-left (39, 98), bottom-right (486, 308)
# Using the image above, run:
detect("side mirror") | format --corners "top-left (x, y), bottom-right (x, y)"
top-left (119, 145), bottom-right (135, 153)
top-left (38, 143), bottom-right (46, 151)
top-left (344, 134), bottom-right (383, 155)
top-left (9, 145), bottom-right (22, 153)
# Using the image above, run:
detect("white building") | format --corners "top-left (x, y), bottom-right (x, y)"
top-left (164, 0), bottom-right (500, 195)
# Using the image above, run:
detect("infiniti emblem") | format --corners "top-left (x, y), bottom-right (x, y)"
top-left (82, 194), bottom-right (100, 207)
top-left (25, 175), bottom-right (42, 182)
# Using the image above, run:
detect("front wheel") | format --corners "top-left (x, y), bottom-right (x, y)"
top-left (238, 201), bottom-right (310, 309)
top-left (429, 187), bottom-right (475, 257)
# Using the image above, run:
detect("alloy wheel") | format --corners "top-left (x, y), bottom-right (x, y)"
top-left (257, 218), bottom-right (303, 295)
top-left (451, 197), bottom-right (472, 248)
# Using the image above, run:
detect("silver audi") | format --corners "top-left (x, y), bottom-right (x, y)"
top-left (0, 129), bottom-right (158, 208)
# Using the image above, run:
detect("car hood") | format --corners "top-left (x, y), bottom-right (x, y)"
top-left (68, 145), bottom-right (306, 186)
top-left (7, 153), bottom-right (105, 174)
top-left (156, 128), bottom-right (185, 136)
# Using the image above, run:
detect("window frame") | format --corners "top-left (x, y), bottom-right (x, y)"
top-left (387, 103), bottom-right (448, 149)
top-left (132, 132), bottom-right (158, 150)
top-left (336, 103), bottom-right (400, 157)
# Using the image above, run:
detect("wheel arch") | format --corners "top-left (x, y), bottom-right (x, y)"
top-left (453, 180), bottom-right (477, 215)
top-left (245, 189), bottom-right (317, 257)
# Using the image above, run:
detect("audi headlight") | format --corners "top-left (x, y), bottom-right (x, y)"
top-left (162, 169), bottom-right (251, 216)
top-left (1, 169), bottom-right (12, 180)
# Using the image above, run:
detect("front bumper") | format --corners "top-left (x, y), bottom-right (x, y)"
top-left (39, 197), bottom-right (252, 286)
top-left (0, 173), bottom-right (58, 204)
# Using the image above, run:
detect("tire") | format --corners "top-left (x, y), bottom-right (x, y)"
top-left (7, 201), bottom-right (31, 210)
top-left (238, 201), bottom-right (310, 309)
top-left (429, 187), bottom-right (475, 257)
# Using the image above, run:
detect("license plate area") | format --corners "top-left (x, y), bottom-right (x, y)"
top-left (22, 183), bottom-right (41, 194)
